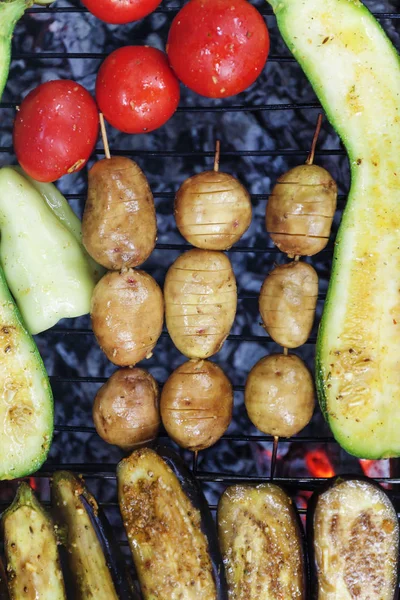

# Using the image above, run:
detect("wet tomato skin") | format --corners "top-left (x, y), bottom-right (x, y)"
top-left (82, 0), bottom-right (162, 24)
top-left (167, 0), bottom-right (270, 98)
top-left (13, 80), bottom-right (99, 183)
top-left (96, 46), bottom-right (180, 134)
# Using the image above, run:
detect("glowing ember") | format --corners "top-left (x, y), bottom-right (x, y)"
top-left (359, 459), bottom-right (390, 478)
top-left (306, 449), bottom-right (335, 478)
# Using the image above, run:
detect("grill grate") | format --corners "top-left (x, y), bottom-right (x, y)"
top-left (1, 0), bottom-right (400, 560)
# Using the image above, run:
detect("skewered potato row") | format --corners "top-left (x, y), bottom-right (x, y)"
top-left (164, 248), bottom-right (237, 359)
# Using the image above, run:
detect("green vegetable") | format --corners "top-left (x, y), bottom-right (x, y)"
top-left (2, 483), bottom-right (66, 600)
top-left (0, 1), bottom-right (33, 102)
top-left (0, 265), bottom-right (53, 480)
top-left (268, 0), bottom-right (400, 457)
top-left (12, 166), bottom-right (104, 284)
top-left (0, 167), bottom-right (101, 334)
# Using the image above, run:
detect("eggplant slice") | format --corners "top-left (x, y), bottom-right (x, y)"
top-left (118, 446), bottom-right (227, 600)
top-left (218, 483), bottom-right (306, 599)
top-left (1, 483), bottom-right (66, 600)
top-left (52, 470), bottom-right (138, 600)
top-left (309, 476), bottom-right (399, 599)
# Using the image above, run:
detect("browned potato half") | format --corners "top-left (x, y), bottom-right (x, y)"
top-left (91, 269), bottom-right (164, 366)
top-left (245, 354), bottom-right (314, 437)
top-left (259, 261), bottom-right (318, 348)
top-left (175, 171), bottom-right (252, 250)
top-left (164, 249), bottom-right (237, 359)
top-left (93, 368), bottom-right (160, 450)
top-left (266, 164), bottom-right (337, 257)
top-left (82, 156), bottom-right (157, 270)
top-left (161, 359), bottom-right (233, 451)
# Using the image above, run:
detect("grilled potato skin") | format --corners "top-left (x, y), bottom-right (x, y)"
top-left (245, 353), bottom-right (314, 437)
top-left (164, 249), bottom-right (237, 359)
top-left (161, 359), bottom-right (233, 451)
top-left (83, 156), bottom-right (156, 270)
top-left (259, 261), bottom-right (318, 348)
top-left (175, 171), bottom-right (252, 250)
top-left (91, 269), bottom-right (164, 367)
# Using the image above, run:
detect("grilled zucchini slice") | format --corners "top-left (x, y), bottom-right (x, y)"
top-left (218, 484), bottom-right (306, 599)
top-left (1, 483), bottom-right (66, 600)
top-left (118, 446), bottom-right (227, 600)
top-left (0, 266), bottom-right (53, 480)
top-left (268, 0), bottom-right (400, 457)
top-left (309, 477), bottom-right (399, 599)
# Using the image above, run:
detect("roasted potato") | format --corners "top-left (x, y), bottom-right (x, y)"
top-left (175, 171), bottom-right (252, 250)
top-left (161, 359), bottom-right (233, 451)
top-left (245, 353), bottom-right (314, 437)
top-left (82, 156), bottom-right (157, 270)
top-left (93, 368), bottom-right (160, 450)
top-left (266, 164), bottom-right (337, 257)
top-left (91, 269), bottom-right (164, 366)
top-left (259, 261), bottom-right (318, 348)
top-left (164, 249), bottom-right (237, 359)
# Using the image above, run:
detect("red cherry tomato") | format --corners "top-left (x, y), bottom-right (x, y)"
top-left (96, 46), bottom-right (180, 134)
top-left (13, 80), bottom-right (99, 183)
top-left (81, 0), bottom-right (162, 24)
top-left (167, 0), bottom-right (270, 98)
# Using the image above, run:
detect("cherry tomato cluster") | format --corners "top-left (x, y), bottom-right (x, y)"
top-left (14, 0), bottom-right (270, 182)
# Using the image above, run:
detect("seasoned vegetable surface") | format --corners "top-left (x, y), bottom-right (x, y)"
top-left (165, 249), bottom-right (237, 359)
top-left (2, 483), bottom-right (66, 600)
top-left (161, 359), bottom-right (233, 450)
top-left (259, 261), bottom-right (318, 348)
top-left (83, 156), bottom-right (157, 270)
top-left (93, 368), bottom-right (160, 449)
top-left (268, 0), bottom-right (400, 457)
top-left (52, 471), bottom-right (137, 600)
top-left (91, 269), bottom-right (164, 366)
top-left (218, 484), bottom-right (306, 599)
top-left (118, 447), bottom-right (223, 600)
top-left (309, 477), bottom-right (399, 599)
top-left (0, 266), bottom-right (53, 480)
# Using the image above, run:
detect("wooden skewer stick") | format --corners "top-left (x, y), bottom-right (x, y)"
top-left (270, 435), bottom-right (279, 480)
top-left (99, 113), bottom-right (111, 160)
top-left (214, 139), bottom-right (221, 172)
top-left (283, 347), bottom-right (289, 356)
top-left (306, 113), bottom-right (323, 166)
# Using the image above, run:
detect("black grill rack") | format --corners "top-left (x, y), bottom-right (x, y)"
top-left (1, 0), bottom-right (400, 553)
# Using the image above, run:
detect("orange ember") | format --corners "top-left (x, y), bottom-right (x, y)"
top-left (29, 477), bottom-right (37, 491)
top-left (306, 449), bottom-right (335, 478)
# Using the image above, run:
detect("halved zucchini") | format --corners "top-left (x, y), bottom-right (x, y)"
top-left (1, 483), bottom-right (66, 600)
top-left (218, 484), bottom-right (307, 599)
top-left (268, 0), bottom-right (400, 458)
top-left (118, 446), bottom-right (227, 600)
top-left (52, 470), bottom-right (138, 600)
top-left (308, 477), bottom-right (399, 599)
top-left (0, 266), bottom-right (53, 480)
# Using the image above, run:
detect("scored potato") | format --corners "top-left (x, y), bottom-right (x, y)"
top-left (164, 248), bottom-right (237, 359)
top-left (91, 269), bottom-right (164, 367)
top-left (82, 156), bottom-right (157, 270)
top-left (266, 164), bottom-right (337, 257)
top-left (259, 261), bottom-right (318, 348)
top-left (93, 368), bottom-right (160, 450)
top-left (161, 359), bottom-right (233, 451)
top-left (175, 171), bottom-right (252, 250)
top-left (245, 353), bottom-right (314, 437)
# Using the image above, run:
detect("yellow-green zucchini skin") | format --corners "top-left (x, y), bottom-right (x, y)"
top-left (0, 266), bottom-right (53, 480)
top-left (268, 0), bottom-right (400, 458)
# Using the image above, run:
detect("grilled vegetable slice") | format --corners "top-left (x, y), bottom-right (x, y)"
top-left (52, 471), bottom-right (138, 600)
top-left (0, 266), bottom-right (53, 480)
top-left (268, 0), bottom-right (400, 457)
top-left (0, 558), bottom-right (9, 600)
top-left (218, 484), bottom-right (306, 599)
top-left (309, 477), bottom-right (399, 600)
top-left (118, 446), bottom-right (227, 600)
top-left (2, 483), bottom-right (66, 600)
